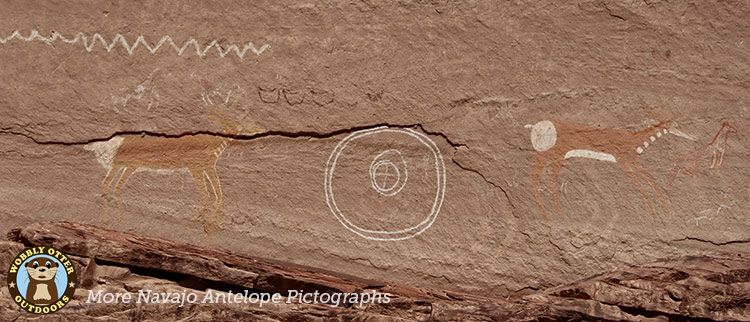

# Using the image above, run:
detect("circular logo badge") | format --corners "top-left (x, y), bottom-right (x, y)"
top-left (6, 246), bottom-right (77, 315)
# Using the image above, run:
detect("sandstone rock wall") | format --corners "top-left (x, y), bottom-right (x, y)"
top-left (0, 0), bottom-right (748, 302)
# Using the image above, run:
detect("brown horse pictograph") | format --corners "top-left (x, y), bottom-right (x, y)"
top-left (525, 119), bottom-right (674, 219)
top-left (85, 96), bottom-right (264, 234)
top-left (669, 121), bottom-right (737, 184)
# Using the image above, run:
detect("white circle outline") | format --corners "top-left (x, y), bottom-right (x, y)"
top-left (371, 160), bottom-right (401, 194)
top-left (324, 126), bottom-right (446, 241)
top-left (369, 149), bottom-right (408, 196)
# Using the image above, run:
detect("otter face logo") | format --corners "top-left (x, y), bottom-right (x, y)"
top-left (6, 246), bottom-right (77, 315)
top-left (26, 259), bottom-right (59, 282)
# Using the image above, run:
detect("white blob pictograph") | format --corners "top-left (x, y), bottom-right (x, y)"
top-left (325, 127), bottom-right (446, 241)
top-left (525, 120), bottom-right (557, 152)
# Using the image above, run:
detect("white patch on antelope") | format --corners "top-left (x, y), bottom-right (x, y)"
top-left (564, 149), bottom-right (617, 163)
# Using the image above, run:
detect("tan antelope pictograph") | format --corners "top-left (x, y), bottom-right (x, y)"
top-left (669, 121), bottom-right (737, 184)
top-left (525, 119), bottom-right (675, 219)
top-left (85, 92), bottom-right (264, 234)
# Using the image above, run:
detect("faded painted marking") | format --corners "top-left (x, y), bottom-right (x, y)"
top-left (669, 128), bottom-right (697, 141)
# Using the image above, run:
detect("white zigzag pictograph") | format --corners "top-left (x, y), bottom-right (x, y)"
top-left (0, 29), bottom-right (270, 59)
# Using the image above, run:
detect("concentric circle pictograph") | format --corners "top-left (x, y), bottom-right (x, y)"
top-left (324, 126), bottom-right (446, 241)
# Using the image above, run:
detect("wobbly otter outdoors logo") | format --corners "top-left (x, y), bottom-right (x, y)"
top-left (6, 246), bottom-right (77, 314)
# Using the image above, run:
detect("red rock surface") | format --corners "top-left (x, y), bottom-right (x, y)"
top-left (0, 1), bottom-right (748, 320)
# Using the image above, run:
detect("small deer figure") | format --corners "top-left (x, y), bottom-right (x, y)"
top-left (85, 96), bottom-right (263, 234)
top-left (669, 121), bottom-right (737, 184)
top-left (526, 119), bottom-right (673, 219)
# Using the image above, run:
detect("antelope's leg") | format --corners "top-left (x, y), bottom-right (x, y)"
top-left (709, 150), bottom-right (719, 169)
top-left (189, 168), bottom-right (210, 224)
top-left (717, 149), bottom-right (725, 167)
top-left (547, 159), bottom-right (564, 216)
top-left (621, 162), bottom-right (656, 216)
top-left (101, 166), bottom-right (123, 223)
top-left (530, 155), bottom-right (549, 220)
top-left (204, 167), bottom-right (223, 234)
top-left (113, 167), bottom-right (136, 223)
top-left (633, 160), bottom-right (671, 214)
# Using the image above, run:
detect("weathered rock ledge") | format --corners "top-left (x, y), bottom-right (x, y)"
top-left (1, 222), bottom-right (748, 321)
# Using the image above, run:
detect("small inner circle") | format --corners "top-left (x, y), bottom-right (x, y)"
top-left (371, 160), bottom-right (400, 193)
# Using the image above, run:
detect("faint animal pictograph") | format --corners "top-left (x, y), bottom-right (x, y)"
top-left (693, 204), bottom-right (731, 226)
top-left (669, 121), bottom-right (737, 184)
top-left (525, 119), bottom-right (674, 219)
top-left (84, 91), bottom-right (264, 234)
top-left (258, 86), bottom-right (334, 106)
top-left (109, 69), bottom-right (161, 111)
top-left (0, 29), bottom-right (270, 59)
